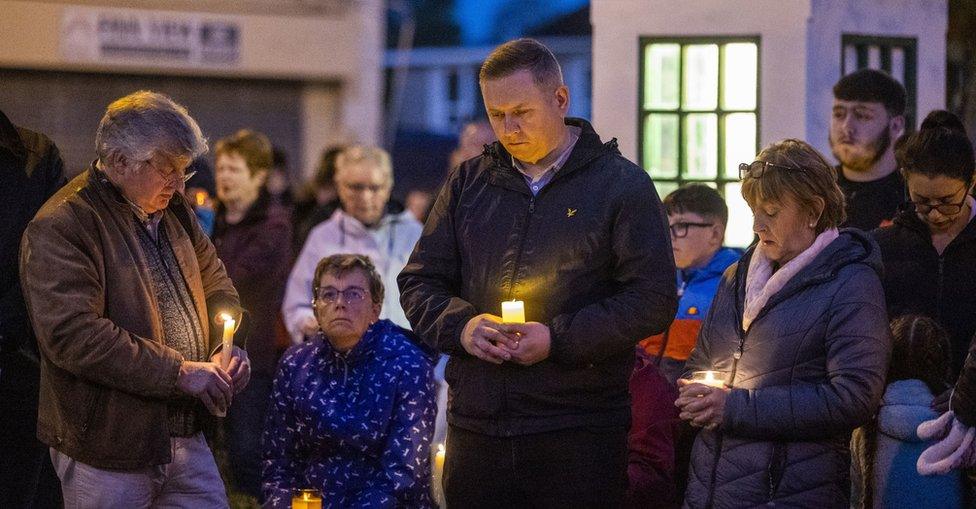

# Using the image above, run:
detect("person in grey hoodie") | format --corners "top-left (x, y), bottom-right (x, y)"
top-left (676, 139), bottom-right (891, 509)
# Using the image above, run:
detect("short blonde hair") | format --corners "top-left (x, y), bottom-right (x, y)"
top-left (741, 139), bottom-right (846, 233)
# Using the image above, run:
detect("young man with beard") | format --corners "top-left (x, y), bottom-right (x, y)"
top-left (830, 69), bottom-right (907, 230)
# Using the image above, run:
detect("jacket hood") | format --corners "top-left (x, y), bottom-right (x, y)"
top-left (482, 117), bottom-right (618, 188)
top-left (878, 379), bottom-right (938, 442)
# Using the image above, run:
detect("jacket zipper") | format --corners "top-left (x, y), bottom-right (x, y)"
top-left (506, 196), bottom-right (536, 299)
top-left (937, 256), bottom-right (945, 324)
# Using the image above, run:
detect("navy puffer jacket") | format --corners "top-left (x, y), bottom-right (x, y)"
top-left (683, 229), bottom-right (891, 509)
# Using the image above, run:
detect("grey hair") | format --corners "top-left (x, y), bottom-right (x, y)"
top-left (334, 145), bottom-right (394, 185)
top-left (95, 90), bottom-right (208, 166)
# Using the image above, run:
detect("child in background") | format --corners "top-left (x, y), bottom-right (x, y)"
top-left (851, 315), bottom-right (963, 508)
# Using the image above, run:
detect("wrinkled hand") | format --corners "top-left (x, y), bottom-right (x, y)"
top-left (932, 388), bottom-right (952, 414)
top-left (461, 314), bottom-right (519, 364)
top-left (177, 361), bottom-right (233, 416)
top-left (675, 379), bottom-right (730, 430)
top-left (211, 346), bottom-right (251, 394)
top-left (500, 322), bottom-right (551, 366)
top-left (300, 315), bottom-right (320, 337)
top-left (918, 411), bottom-right (976, 475)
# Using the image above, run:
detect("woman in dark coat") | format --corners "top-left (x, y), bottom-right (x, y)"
top-left (676, 139), bottom-right (891, 508)
top-left (873, 110), bottom-right (976, 398)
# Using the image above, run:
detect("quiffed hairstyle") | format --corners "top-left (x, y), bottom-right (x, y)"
top-left (479, 38), bottom-right (563, 90)
top-left (888, 314), bottom-right (951, 395)
top-left (96, 90), bottom-right (207, 166)
top-left (214, 129), bottom-right (274, 175)
top-left (335, 145), bottom-right (393, 184)
top-left (741, 139), bottom-right (846, 233)
top-left (313, 254), bottom-right (384, 305)
top-left (833, 69), bottom-right (906, 117)
top-left (896, 110), bottom-right (975, 183)
top-left (664, 184), bottom-right (729, 226)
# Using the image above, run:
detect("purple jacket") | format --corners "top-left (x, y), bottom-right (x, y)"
top-left (213, 191), bottom-right (292, 376)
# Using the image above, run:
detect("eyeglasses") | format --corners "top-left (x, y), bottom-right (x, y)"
top-left (738, 161), bottom-right (802, 180)
top-left (314, 286), bottom-right (368, 305)
top-left (909, 184), bottom-right (971, 216)
top-left (669, 222), bottom-right (713, 238)
top-left (146, 158), bottom-right (196, 184)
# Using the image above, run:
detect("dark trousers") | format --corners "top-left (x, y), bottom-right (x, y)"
top-left (444, 424), bottom-right (628, 509)
top-left (0, 351), bottom-right (62, 508)
top-left (225, 374), bottom-right (273, 502)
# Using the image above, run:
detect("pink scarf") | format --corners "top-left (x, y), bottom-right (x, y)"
top-left (742, 228), bottom-right (840, 331)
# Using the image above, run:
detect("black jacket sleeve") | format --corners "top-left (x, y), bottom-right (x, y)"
top-left (397, 167), bottom-right (475, 356)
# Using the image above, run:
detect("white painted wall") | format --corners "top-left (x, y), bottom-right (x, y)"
top-left (805, 0), bottom-right (947, 159)
top-left (591, 0), bottom-right (812, 163)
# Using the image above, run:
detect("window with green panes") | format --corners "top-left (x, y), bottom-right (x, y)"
top-left (639, 37), bottom-right (759, 247)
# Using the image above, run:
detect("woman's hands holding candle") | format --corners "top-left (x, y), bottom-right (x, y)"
top-left (500, 322), bottom-right (551, 366)
top-left (675, 379), bottom-right (731, 430)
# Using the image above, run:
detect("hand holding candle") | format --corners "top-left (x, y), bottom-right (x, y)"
top-left (676, 372), bottom-right (731, 429)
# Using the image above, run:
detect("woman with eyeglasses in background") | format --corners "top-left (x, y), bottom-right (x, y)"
top-left (262, 254), bottom-right (437, 508)
top-left (677, 139), bottom-right (890, 508)
top-left (873, 110), bottom-right (976, 413)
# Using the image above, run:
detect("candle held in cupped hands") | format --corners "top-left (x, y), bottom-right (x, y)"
top-left (691, 370), bottom-right (727, 388)
top-left (219, 312), bottom-right (236, 369)
top-left (501, 300), bottom-right (525, 323)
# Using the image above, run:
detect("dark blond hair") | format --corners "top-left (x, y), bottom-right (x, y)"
top-left (479, 38), bottom-right (563, 90)
top-left (741, 139), bottom-right (846, 233)
top-left (312, 254), bottom-right (384, 305)
top-left (214, 129), bottom-right (273, 175)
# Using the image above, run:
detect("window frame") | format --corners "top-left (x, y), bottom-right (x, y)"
top-left (840, 34), bottom-right (918, 131)
top-left (637, 35), bottom-right (762, 193)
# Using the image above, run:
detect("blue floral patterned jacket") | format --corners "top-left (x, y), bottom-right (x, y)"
top-left (262, 319), bottom-right (437, 508)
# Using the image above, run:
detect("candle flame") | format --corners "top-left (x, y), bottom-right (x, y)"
top-left (195, 191), bottom-right (206, 206)
top-left (437, 443), bottom-right (445, 454)
top-left (218, 312), bottom-right (233, 322)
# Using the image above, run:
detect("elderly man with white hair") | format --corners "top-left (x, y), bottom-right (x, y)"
top-left (20, 90), bottom-right (248, 508)
top-left (283, 145), bottom-right (422, 342)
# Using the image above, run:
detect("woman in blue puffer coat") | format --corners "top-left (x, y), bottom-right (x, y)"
top-left (676, 139), bottom-right (891, 509)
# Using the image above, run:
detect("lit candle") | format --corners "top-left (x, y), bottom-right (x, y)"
top-left (195, 191), bottom-right (207, 207)
top-left (501, 300), bottom-right (525, 323)
top-left (431, 443), bottom-right (446, 507)
top-left (691, 370), bottom-right (727, 388)
top-left (219, 313), bottom-right (235, 369)
top-left (291, 489), bottom-right (323, 509)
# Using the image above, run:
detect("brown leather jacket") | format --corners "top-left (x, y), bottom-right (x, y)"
top-left (20, 165), bottom-right (240, 469)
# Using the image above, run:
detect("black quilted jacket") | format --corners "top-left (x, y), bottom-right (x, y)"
top-left (683, 229), bottom-right (891, 508)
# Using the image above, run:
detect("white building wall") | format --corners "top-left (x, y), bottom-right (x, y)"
top-left (591, 0), bottom-right (812, 163)
top-left (806, 0), bottom-right (947, 158)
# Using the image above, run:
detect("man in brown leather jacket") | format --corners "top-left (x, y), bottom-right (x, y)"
top-left (20, 91), bottom-right (249, 507)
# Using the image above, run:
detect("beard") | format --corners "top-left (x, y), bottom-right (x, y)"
top-left (830, 128), bottom-right (891, 173)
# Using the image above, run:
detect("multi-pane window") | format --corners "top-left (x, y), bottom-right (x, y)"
top-left (639, 37), bottom-right (759, 247)
top-left (842, 35), bottom-right (917, 131)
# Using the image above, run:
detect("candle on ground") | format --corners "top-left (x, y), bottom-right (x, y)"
top-left (291, 489), bottom-right (322, 509)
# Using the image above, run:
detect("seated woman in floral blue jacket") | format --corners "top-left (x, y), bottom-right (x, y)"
top-left (262, 254), bottom-right (437, 508)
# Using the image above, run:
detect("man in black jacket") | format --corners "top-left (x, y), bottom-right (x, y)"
top-left (0, 109), bottom-right (66, 507)
top-left (398, 38), bottom-right (677, 508)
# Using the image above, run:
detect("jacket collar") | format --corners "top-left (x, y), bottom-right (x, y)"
top-left (319, 319), bottom-right (430, 366)
top-left (681, 247), bottom-right (742, 283)
top-left (892, 202), bottom-right (976, 247)
top-left (215, 188), bottom-right (272, 230)
top-left (483, 117), bottom-right (618, 195)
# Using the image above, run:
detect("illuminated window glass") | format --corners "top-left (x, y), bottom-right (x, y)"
top-left (640, 37), bottom-right (759, 247)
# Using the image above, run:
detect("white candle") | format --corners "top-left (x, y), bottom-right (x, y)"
top-left (220, 313), bottom-right (235, 369)
top-left (431, 443), bottom-right (446, 507)
top-left (501, 300), bottom-right (525, 324)
top-left (691, 370), bottom-right (727, 388)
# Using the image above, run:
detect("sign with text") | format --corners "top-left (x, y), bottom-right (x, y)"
top-left (61, 6), bottom-right (240, 67)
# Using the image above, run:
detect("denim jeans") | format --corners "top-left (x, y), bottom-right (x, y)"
top-left (51, 432), bottom-right (227, 509)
